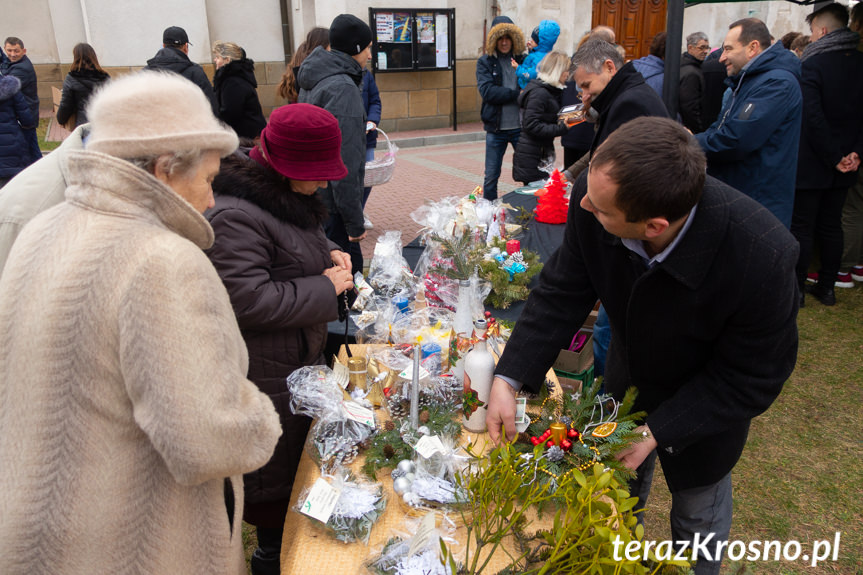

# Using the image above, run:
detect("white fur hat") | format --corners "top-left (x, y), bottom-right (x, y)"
top-left (86, 71), bottom-right (238, 159)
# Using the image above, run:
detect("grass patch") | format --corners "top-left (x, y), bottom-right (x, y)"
top-left (37, 117), bottom-right (62, 153)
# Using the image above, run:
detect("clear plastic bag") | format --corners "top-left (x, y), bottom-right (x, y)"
top-left (286, 366), bottom-right (377, 469)
top-left (368, 231), bottom-right (414, 296)
top-left (364, 514), bottom-right (459, 575)
top-left (294, 470), bottom-right (387, 545)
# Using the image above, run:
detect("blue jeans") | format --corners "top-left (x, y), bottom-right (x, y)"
top-left (483, 129), bottom-right (520, 200)
top-left (629, 452), bottom-right (732, 575)
top-left (592, 305), bottom-right (610, 376)
top-left (363, 147), bottom-right (375, 207)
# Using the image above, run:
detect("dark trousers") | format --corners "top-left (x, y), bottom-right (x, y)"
top-left (791, 187), bottom-right (848, 286)
top-left (482, 129), bottom-right (520, 200)
top-left (629, 452), bottom-right (733, 575)
top-left (325, 212), bottom-right (363, 276)
top-left (251, 525), bottom-right (283, 575)
top-left (563, 146), bottom-right (590, 171)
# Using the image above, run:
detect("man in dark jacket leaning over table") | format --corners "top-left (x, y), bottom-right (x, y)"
top-left (486, 117), bottom-right (799, 575)
top-left (695, 18), bottom-right (802, 228)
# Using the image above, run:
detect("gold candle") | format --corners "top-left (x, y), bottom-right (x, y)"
top-left (549, 422), bottom-right (567, 445)
top-left (347, 357), bottom-right (368, 391)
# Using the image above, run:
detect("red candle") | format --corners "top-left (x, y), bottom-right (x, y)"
top-left (506, 239), bottom-right (521, 254)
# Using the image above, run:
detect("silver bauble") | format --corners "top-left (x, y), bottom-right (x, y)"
top-left (396, 459), bottom-right (416, 475)
top-left (393, 476), bottom-right (412, 495)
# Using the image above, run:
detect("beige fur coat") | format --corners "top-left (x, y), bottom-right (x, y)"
top-left (0, 150), bottom-right (282, 574)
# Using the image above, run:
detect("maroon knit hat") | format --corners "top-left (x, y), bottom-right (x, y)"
top-left (258, 104), bottom-right (348, 181)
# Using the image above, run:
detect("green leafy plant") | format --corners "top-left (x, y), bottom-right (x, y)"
top-left (442, 442), bottom-right (690, 575)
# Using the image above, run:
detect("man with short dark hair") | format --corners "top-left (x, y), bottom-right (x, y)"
top-left (1, 37), bottom-right (40, 166)
top-left (679, 32), bottom-right (710, 133)
top-left (791, 2), bottom-right (863, 304)
top-left (695, 18), bottom-right (802, 228)
top-left (144, 26), bottom-right (216, 113)
top-left (486, 117), bottom-right (799, 575)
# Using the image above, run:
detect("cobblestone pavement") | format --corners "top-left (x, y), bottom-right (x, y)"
top-left (361, 139), bottom-right (521, 260)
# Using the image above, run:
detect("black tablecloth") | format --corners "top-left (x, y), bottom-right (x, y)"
top-left (327, 190), bottom-right (566, 350)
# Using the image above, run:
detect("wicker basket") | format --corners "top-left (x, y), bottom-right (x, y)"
top-left (364, 128), bottom-right (398, 187)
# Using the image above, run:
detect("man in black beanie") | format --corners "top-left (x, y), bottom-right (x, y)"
top-left (297, 14), bottom-right (373, 276)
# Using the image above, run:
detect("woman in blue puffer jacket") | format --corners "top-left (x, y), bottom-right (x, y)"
top-left (516, 20), bottom-right (561, 89)
top-left (0, 73), bottom-right (35, 188)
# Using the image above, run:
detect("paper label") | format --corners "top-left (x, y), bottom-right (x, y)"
top-left (515, 398), bottom-right (530, 433)
top-left (414, 435), bottom-right (446, 459)
top-left (300, 478), bottom-right (341, 523)
top-left (408, 511), bottom-right (438, 556)
top-left (399, 366), bottom-right (430, 381)
top-left (332, 360), bottom-right (350, 389)
top-left (342, 400), bottom-right (375, 427)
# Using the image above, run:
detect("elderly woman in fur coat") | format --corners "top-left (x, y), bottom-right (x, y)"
top-left (204, 103), bottom-right (354, 575)
top-left (0, 72), bottom-right (282, 575)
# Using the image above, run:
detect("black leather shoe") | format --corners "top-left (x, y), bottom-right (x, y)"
top-left (807, 283), bottom-right (836, 306)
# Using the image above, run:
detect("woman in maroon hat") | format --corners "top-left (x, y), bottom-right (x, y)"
top-left (204, 103), bottom-right (354, 575)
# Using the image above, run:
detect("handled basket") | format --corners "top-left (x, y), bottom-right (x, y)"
top-left (363, 128), bottom-right (398, 187)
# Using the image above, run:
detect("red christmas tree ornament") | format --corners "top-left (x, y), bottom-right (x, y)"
top-left (560, 439), bottom-right (572, 451)
top-left (534, 169), bottom-right (569, 224)
top-left (546, 439), bottom-right (555, 448)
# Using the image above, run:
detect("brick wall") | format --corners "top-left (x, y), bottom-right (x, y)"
top-left (34, 58), bottom-right (482, 130)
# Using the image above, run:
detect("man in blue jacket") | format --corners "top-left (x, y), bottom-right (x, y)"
top-left (1, 38), bottom-right (40, 167)
top-left (695, 18), bottom-right (802, 228)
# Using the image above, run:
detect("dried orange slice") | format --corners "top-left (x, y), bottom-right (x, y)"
top-left (591, 422), bottom-right (618, 437)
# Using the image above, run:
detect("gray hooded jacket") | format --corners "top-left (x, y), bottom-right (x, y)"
top-left (297, 47), bottom-right (366, 237)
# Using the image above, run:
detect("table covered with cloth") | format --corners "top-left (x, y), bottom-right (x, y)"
top-left (279, 344), bottom-right (560, 574)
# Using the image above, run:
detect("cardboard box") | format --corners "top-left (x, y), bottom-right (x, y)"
top-left (552, 330), bottom-right (594, 375)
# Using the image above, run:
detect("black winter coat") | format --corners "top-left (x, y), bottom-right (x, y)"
top-left (700, 50), bottom-right (726, 129)
top-left (56, 68), bottom-right (110, 127)
top-left (213, 58), bottom-right (267, 139)
top-left (297, 47), bottom-right (366, 237)
top-left (496, 175), bottom-right (799, 492)
top-left (512, 79), bottom-right (567, 184)
top-left (145, 47), bottom-right (217, 113)
top-left (796, 40), bottom-right (863, 190)
top-left (205, 152), bottom-right (341, 518)
top-left (678, 53), bottom-right (705, 133)
top-left (0, 74), bottom-right (35, 179)
top-left (588, 62), bottom-right (670, 154)
top-left (0, 54), bottom-right (38, 120)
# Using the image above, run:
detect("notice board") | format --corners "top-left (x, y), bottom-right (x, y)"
top-left (369, 8), bottom-right (455, 73)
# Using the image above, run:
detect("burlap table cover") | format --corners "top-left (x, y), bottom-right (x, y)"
top-left (279, 344), bottom-right (559, 574)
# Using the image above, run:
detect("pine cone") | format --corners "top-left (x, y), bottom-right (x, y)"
top-left (419, 409), bottom-right (430, 424)
top-left (385, 420), bottom-right (396, 432)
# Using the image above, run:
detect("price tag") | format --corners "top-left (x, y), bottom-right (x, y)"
top-left (332, 360), bottom-right (350, 389)
top-left (399, 366), bottom-right (430, 381)
top-left (408, 511), bottom-right (438, 556)
top-left (342, 400), bottom-right (375, 427)
top-left (300, 478), bottom-right (341, 523)
top-left (515, 398), bottom-right (529, 433)
top-left (414, 435), bottom-right (446, 459)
